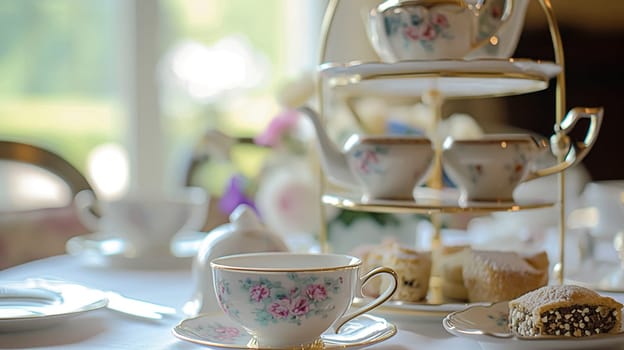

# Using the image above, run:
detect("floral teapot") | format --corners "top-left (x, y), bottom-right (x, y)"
top-left (297, 106), bottom-right (435, 200)
top-left (366, 0), bottom-right (516, 61)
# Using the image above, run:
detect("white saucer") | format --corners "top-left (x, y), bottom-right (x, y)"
top-left (0, 279), bottom-right (107, 332)
top-left (443, 301), bottom-right (624, 350)
top-left (320, 59), bottom-right (561, 99)
top-left (66, 231), bottom-right (205, 269)
top-left (172, 313), bottom-right (396, 349)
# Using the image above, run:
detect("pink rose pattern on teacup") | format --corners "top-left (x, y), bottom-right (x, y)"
top-left (352, 146), bottom-right (388, 175)
top-left (384, 7), bottom-right (452, 52)
top-left (461, 143), bottom-right (528, 188)
top-left (216, 273), bottom-right (344, 327)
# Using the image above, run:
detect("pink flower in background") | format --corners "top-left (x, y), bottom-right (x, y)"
top-left (268, 299), bottom-right (290, 318)
top-left (254, 109), bottom-right (300, 147)
top-left (305, 284), bottom-right (327, 301)
top-left (249, 284), bottom-right (270, 302)
top-left (290, 296), bottom-right (309, 316)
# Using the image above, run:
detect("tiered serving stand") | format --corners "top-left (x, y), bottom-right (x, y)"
top-left (313, 0), bottom-right (586, 314)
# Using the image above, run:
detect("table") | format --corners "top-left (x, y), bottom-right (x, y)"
top-left (0, 254), bottom-right (481, 349)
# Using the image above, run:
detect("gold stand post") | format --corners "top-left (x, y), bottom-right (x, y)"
top-left (423, 89), bottom-right (444, 250)
top-left (315, 0), bottom-right (340, 253)
top-left (538, 0), bottom-right (567, 285)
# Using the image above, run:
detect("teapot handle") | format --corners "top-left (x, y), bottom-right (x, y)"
top-left (527, 107), bottom-right (603, 181)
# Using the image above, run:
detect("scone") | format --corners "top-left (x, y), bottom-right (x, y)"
top-left (381, 243), bottom-right (432, 302)
top-left (462, 250), bottom-right (549, 303)
top-left (354, 243), bottom-right (390, 297)
top-left (351, 239), bottom-right (398, 298)
top-left (509, 285), bottom-right (623, 337)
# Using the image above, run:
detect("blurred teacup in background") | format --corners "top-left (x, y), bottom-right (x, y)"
top-left (74, 186), bottom-right (208, 258)
top-left (568, 180), bottom-right (624, 264)
top-left (211, 252), bottom-right (397, 349)
top-left (569, 181), bottom-right (624, 240)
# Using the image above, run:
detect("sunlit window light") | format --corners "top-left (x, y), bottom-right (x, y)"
top-left (87, 143), bottom-right (130, 200)
top-left (166, 36), bottom-right (269, 101)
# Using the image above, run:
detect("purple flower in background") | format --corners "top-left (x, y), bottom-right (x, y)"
top-left (254, 109), bottom-right (300, 147)
top-left (219, 174), bottom-right (257, 216)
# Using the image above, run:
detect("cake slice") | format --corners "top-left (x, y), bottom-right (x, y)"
top-left (509, 285), bottom-right (622, 337)
top-left (462, 250), bottom-right (548, 303)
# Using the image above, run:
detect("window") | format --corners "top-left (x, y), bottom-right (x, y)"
top-left (0, 0), bottom-right (323, 204)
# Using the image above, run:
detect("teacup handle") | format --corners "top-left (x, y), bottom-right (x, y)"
top-left (74, 189), bottom-right (101, 232)
top-left (334, 266), bottom-right (398, 332)
top-left (526, 107), bottom-right (603, 181)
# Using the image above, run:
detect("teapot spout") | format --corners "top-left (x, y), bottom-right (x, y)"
top-left (297, 106), bottom-right (358, 189)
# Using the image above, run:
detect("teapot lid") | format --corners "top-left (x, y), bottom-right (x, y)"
top-left (229, 204), bottom-right (263, 231)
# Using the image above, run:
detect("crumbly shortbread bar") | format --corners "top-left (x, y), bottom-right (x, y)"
top-left (509, 285), bottom-right (623, 337)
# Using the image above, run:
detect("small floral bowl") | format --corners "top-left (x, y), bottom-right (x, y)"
top-left (211, 252), bottom-right (397, 348)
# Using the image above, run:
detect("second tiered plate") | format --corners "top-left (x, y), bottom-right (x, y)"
top-left (320, 59), bottom-right (561, 99)
top-left (323, 188), bottom-right (554, 214)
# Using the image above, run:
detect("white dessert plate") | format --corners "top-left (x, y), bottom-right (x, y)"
top-left (320, 59), bottom-right (561, 99)
top-left (172, 313), bottom-right (396, 350)
top-left (443, 301), bottom-right (624, 350)
top-left (0, 279), bottom-right (107, 332)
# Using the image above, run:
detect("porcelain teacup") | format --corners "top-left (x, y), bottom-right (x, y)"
top-left (366, 0), bottom-right (515, 62)
top-left (442, 107), bottom-right (603, 202)
top-left (211, 252), bottom-right (397, 348)
top-left (74, 187), bottom-right (208, 257)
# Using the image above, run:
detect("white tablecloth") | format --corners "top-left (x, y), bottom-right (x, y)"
top-left (0, 255), bottom-right (480, 350)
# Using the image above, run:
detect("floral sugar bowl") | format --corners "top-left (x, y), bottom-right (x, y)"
top-left (183, 204), bottom-right (289, 316)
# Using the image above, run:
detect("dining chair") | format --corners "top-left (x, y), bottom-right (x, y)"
top-left (0, 140), bottom-right (95, 269)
